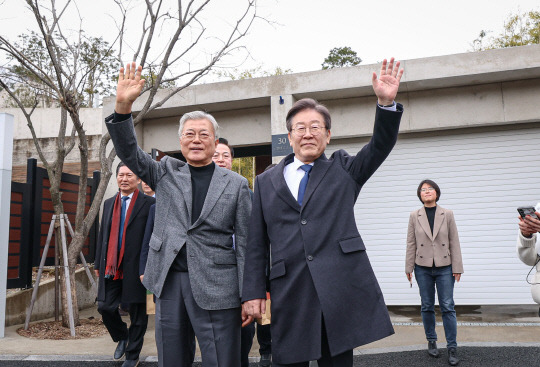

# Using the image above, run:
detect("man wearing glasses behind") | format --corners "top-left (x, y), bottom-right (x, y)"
top-left (106, 62), bottom-right (252, 367)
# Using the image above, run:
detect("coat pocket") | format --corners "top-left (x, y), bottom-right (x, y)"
top-left (213, 252), bottom-right (237, 265)
top-left (149, 234), bottom-right (163, 252)
top-left (269, 260), bottom-right (286, 280)
top-left (339, 236), bottom-right (366, 253)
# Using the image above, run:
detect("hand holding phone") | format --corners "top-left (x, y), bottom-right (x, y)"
top-left (517, 207), bottom-right (540, 220)
top-left (518, 206), bottom-right (540, 236)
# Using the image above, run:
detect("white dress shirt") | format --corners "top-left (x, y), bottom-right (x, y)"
top-left (121, 191), bottom-right (134, 213)
top-left (283, 157), bottom-right (314, 201)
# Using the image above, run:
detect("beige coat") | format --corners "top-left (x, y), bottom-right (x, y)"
top-left (406, 205), bottom-right (464, 274)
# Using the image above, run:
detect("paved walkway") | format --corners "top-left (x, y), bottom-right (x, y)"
top-left (1, 305), bottom-right (539, 366)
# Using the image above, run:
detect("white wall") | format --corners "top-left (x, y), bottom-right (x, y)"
top-left (326, 124), bottom-right (540, 305)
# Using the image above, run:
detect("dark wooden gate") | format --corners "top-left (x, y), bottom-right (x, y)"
top-left (6, 158), bottom-right (100, 288)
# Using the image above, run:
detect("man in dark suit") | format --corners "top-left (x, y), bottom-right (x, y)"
top-left (212, 137), bottom-right (257, 367)
top-left (95, 162), bottom-right (155, 367)
top-left (242, 58), bottom-right (404, 367)
top-left (106, 62), bottom-right (252, 367)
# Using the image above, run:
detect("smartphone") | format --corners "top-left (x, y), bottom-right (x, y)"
top-left (517, 206), bottom-right (540, 220)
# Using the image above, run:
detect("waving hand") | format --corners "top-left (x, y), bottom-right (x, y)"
top-left (115, 62), bottom-right (146, 114)
top-left (372, 58), bottom-right (404, 106)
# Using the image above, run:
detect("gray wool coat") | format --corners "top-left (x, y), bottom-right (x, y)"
top-left (106, 116), bottom-right (252, 310)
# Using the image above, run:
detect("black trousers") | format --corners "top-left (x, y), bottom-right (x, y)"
top-left (241, 322), bottom-right (255, 367)
top-left (257, 323), bottom-right (272, 355)
top-left (272, 317), bottom-right (352, 367)
top-left (98, 278), bottom-right (148, 360)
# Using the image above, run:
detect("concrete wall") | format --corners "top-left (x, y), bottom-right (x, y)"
top-left (0, 107), bottom-right (103, 168)
top-left (5, 267), bottom-right (97, 326)
top-left (12, 135), bottom-right (102, 167)
top-left (2, 108), bottom-right (103, 139)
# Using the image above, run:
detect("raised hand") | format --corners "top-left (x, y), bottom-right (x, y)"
top-left (115, 62), bottom-right (145, 114)
top-left (372, 57), bottom-right (404, 106)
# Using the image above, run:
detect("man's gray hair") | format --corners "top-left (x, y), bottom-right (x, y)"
top-left (178, 111), bottom-right (220, 139)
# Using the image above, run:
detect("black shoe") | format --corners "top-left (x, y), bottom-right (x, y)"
top-left (122, 359), bottom-right (139, 367)
top-left (448, 348), bottom-right (459, 366)
top-left (428, 341), bottom-right (439, 358)
top-left (114, 339), bottom-right (128, 360)
top-left (259, 353), bottom-right (271, 367)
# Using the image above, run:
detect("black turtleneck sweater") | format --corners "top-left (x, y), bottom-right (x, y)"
top-left (424, 205), bottom-right (437, 234)
top-left (170, 162), bottom-right (215, 272)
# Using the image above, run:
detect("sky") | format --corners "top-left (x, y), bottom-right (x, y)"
top-left (1, 0), bottom-right (539, 79)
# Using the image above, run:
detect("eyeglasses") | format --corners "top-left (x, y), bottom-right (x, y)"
top-left (181, 130), bottom-right (213, 141)
top-left (291, 125), bottom-right (326, 136)
top-left (421, 188), bottom-right (435, 192)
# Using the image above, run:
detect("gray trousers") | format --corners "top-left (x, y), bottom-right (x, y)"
top-left (155, 271), bottom-right (241, 367)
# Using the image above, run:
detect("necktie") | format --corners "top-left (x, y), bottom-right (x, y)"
top-left (118, 196), bottom-right (129, 251)
top-left (297, 164), bottom-right (312, 206)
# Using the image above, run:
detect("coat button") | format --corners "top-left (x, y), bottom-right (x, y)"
top-left (420, 256), bottom-right (423, 258)
top-left (421, 244), bottom-right (424, 246)
top-left (307, 255), bottom-right (313, 261)
top-left (444, 256), bottom-right (447, 258)
top-left (301, 219), bottom-right (307, 225)
top-left (174, 249), bottom-right (179, 254)
top-left (442, 244), bottom-right (445, 246)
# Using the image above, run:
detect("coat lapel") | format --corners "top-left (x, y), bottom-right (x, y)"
top-left (190, 166), bottom-right (229, 229)
top-left (300, 154), bottom-right (331, 210)
top-left (175, 164), bottom-right (193, 222)
top-left (127, 193), bottom-right (145, 227)
top-left (432, 206), bottom-right (445, 239)
top-left (418, 208), bottom-right (434, 241)
top-left (270, 154), bottom-right (300, 212)
top-left (103, 196), bottom-right (115, 240)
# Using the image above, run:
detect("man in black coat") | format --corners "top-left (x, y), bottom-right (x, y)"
top-left (242, 58), bottom-right (404, 367)
top-left (95, 162), bottom-right (155, 367)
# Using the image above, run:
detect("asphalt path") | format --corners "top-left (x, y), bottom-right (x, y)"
top-left (1, 347), bottom-right (540, 367)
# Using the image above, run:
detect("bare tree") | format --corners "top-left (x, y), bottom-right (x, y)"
top-left (0, 0), bottom-right (260, 329)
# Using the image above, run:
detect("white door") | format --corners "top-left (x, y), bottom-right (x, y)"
top-left (326, 125), bottom-right (540, 305)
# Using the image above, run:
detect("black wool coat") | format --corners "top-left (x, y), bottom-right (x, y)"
top-left (242, 105), bottom-right (403, 364)
top-left (95, 192), bottom-right (155, 303)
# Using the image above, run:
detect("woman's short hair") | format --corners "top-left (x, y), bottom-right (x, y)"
top-left (417, 179), bottom-right (441, 203)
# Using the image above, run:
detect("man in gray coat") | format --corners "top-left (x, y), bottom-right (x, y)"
top-left (106, 62), bottom-right (252, 367)
top-left (242, 58), bottom-right (404, 367)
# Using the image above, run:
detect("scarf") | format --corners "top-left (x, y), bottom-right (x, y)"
top-left (105, 189), bottom-right (139, 280)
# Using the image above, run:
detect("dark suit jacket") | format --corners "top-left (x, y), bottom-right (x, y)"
top-left (95, 192), bottom-right (155, 303)
top-left (242, 105), bottom-right (403, 364)
top-left (139, 203), bottom-right (155, 276)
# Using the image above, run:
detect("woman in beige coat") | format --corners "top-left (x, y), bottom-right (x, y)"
top-left (405, 179), bottom-right (464, 366)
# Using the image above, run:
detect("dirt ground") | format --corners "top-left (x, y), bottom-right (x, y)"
top-left (9, 265), bottom-right (107, 340)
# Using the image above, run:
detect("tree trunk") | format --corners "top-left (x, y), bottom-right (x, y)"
top-left (56, 221), bottom-right (81, 328)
